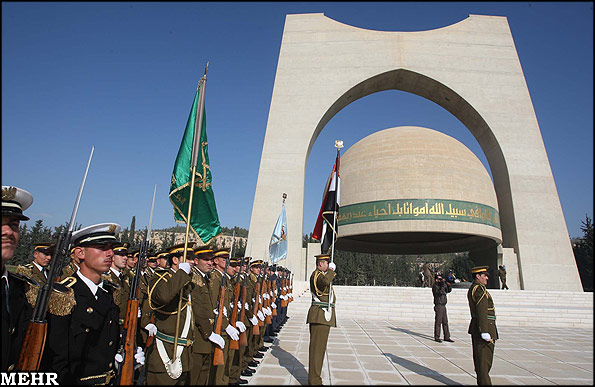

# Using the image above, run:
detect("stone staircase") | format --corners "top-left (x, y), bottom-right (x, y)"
top-left (290, 284), bottom-right (593, 328)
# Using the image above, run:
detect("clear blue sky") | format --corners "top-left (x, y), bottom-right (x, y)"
top-left (2, 2), bottom-right (593, 239)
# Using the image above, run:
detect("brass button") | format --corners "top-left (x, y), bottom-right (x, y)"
top-left (85, 328), bottom-right (90, 333)
top-left (10, 327), bottom-right (15, 334)
top-left (87, 307), bottom-right (93, 313)
top-left (108, 340), bottom-right (113, 346)
top-left (108, 362), bottom-right (113, 368)
top-left (7, 364), bottom-right (14, 371)
top-left (109, 320), bottom-right (113, 324)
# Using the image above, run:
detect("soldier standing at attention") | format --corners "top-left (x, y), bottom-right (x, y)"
top-left (45, 223), bottom-right (145, 384)
top-left (307, 253), bottom-right (337, 385)
top-left (498, 265), bottom-right (509, 290)
top-left (468, 266), bottom-right (498, 385)
top-left (16, 242), bottom-right (55, 286)
top-left (104, 242), bottom-right (130, 330)
top-left (146, 242), bottom-right (195, 385)
top-left (59, 247), bottom-right (81, 281)
top-left (2, 186), bottom-right (34, 372)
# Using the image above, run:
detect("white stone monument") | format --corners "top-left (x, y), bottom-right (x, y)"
top-left (246, 13), bottom-right (581, 291)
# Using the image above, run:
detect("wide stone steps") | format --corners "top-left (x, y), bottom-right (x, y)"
top-left (290, 284), bottom-right (593, 328)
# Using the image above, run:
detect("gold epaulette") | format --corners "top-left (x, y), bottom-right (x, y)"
top-left (249, 273), bottom-right (257, 282)
top-left (471, 284), bottom-right (487, 304)
top-left (148, 270), bottom-right (188, 314)
top-left (313, 270), bottom-right (329, 297)
top-left (25, 278), bottom-right (77, 316)
top-left (16, 265), bottom-right (33, 278)
top-left (191, 272), bottom-right (205, 287)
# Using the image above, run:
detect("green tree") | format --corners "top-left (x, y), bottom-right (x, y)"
top-left (573, 214), bottom-right (593, 292)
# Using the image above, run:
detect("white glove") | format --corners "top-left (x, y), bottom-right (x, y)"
top-left (250, 316), bottom-right (258, 326)
top-left (258, 296), bottom-right (262, 304)
top-left (245, 302), bottom-right (250, 310)
top-left (271, 302), bottom-right (277, 309)
top-left (179, 262), bottom-right (191, 274)
top-left (329, 262), bottom-right (336, 271)
top-left (266, 307), bottom-right (273, 316)
top-left (144, 323), bottom-right (157, 337)
top-left (289, 293), bottom-right (293, 298)
top-left (269, 291), bottom-right (274, 297)
top-left (209, 332), bottom-right (225, 349)
top-left (230, 302), bottom-right (235, 311)
top-left (280, 294), bottom-right (287, 300)
top-left (115, 353), bottom-right (124, 369)
top-left (137, 307), bottom-right (141, 318)
top-left (481, 333), bottom-right (492, 342)
top-left (223, 306), bottom-right (228, 318)
top-left (238, 301), bottom-right (243, 310)
top-left (257, 310), bottom-right (265, 321)
top-left (134, 347), bottom-right (145, 369)
top-left (225, 324), bottom-right (240, 341)
top-left (263, 293), bottom-right (269, 300)
top-left (235, 320), bottom-right (246, 333)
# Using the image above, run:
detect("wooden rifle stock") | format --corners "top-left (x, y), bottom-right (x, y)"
top-left (271, 277), bottom-right (278, 316)
top-left (17, 322), bottom-right (47, 371)
top-left (145, 314), bottom-right (155, 349)
top-left (238, 278), bottom-right (248, 346)
top-left (119, 299), bottom-right (139, 385)
top-left (251, 279), bottom-right (261, 335)
top-left (212, 281), bottom-right (226, 365)
top-left (229, 279), bottom-right (241, 350)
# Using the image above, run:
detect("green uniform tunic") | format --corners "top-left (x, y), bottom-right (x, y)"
top-left (467, 279), bottom-right (498, 385)
top-left (190, 267), bottom-right (215, 385)
top-left (146, 268), bottom-right (194, 385)
top-left (307, 268), bottom-right (337, 385)
top-left (207, 268), bottom-right (233, 385)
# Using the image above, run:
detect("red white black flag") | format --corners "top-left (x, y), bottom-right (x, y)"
top-left (312, 151), bottom-right (340, 254)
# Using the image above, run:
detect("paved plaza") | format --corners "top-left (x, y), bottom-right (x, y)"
top-left (247, 299), bottom-right (593, 385)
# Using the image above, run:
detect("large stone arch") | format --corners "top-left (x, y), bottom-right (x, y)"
top-left (246, 13), bottom-right (581, 291)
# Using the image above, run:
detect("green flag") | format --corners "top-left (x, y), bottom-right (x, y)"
top-left (169, 81), bottom-right (222, 243)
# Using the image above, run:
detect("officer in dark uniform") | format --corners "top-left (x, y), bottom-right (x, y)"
top-left (307, 253), bottom-right (337, 385)
top-left (1, 186), bottom-right (34, 372)
top-left (45, 222), bottom-right (144, 384)
top-left (16, 242), bottom-right (55, 286)
top-left (468, 266), bottom-right (499, 385)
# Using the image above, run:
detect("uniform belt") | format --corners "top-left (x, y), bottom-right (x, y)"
top-left (312, 301), bottom-right (335, 308)
top-left (79, 369), bottom-right (116, 385)
top-left (156, 330), bottom-right (194, 347)
top-left (472, 314), bottom-right (496, 320)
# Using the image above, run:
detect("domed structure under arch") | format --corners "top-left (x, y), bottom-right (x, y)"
top-left (336, 126), bottom-right (502, 254)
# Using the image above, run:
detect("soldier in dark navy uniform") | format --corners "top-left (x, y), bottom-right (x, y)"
top-left (44, 223), bottom-right (144, 384)
top-left (1, 186), bottom-right (34, 372)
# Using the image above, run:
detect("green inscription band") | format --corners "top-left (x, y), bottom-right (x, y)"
top-left (338, 199), bottom-right (500, 229)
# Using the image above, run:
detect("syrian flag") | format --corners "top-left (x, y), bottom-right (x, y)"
top-left (312, 151), bottom-right (340, 254)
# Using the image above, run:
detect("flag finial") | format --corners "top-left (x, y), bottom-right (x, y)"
top-left (335, 140), bottom-right (344, 149)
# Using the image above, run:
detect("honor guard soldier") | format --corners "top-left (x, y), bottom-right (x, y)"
top-left (307, 253), bottom-right (337, 385)
top-left (44, 222), bottom-right (145, 384)
top-left (140, 250), bottom-right (170, 351)
top-left (240, 258), bottom-right (259, 379)
top-left (59, 246), bottom-right (81, 281)
top-left (208, 249), bottom-right (240, 385)
top-left (16, 242), bottom-right (55, 286)
top-left (146, 242), bottom-right (195, 385)
top-left (227, 256), bottom-right (247, 385)
top-left (2, 186), bottom-right (35, 372)
top-left (103, 242), bottom-right (130, 329)
top-left (468, 266), bottom-right (499, 385)
top-left (189, 245), bottom-right (221, 385)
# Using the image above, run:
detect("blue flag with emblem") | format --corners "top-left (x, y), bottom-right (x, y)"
top-left (269, 202), bottom-right (288, 263)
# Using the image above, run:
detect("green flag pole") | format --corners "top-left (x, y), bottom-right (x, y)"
top-left (173, 61), bottom-right (209, 360)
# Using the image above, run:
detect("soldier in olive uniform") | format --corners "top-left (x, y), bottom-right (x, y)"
top-left (146, 242), bottom-right (195, 385)
top-left (104, 242), bottom-right (130, 329)
top-left (189, 245), bottom-right (224, 385)
top-left (307, 253), bottom-right (337, 385)
top-left (16, 242), bottom-right (55, 286)
top-left (59, 247), bottom-right (81, 281)
top-left (2, 186), bottom-right (35, 372)
top-left (467, 266), bottom-right (499, 385)
top-left (45, 223), bottom-right (145, 384)
top-left (208, 249), bottom-right (240, 385)
top-left (498, 265), bottom-right (509, 290)
top-left (240, 258), bottom-right (259, 379)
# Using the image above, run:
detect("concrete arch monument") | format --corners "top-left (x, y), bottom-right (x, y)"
top-left (246, 13), bottom-right (581, 291)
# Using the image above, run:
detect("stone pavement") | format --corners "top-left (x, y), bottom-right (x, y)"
top-left (247, 302), bottom-right (593, 385)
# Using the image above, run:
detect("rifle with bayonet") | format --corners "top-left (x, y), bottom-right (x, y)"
top-left (17, 147), bottom-right (94, 371)
top-left (270, 269), bottom-right (278, 317)
top-left (229, 269), bottom-right (241, 351)
top-left (263, 264), bottom-right (272, 325)
top-left (213, 232), bottom-right (234, 365)
top-left (238, 259), bottom-right (248, 347)
top-left (251, 271), bottom-right (262, 335)
top-left (117, 184), bottom-right (157, 385)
